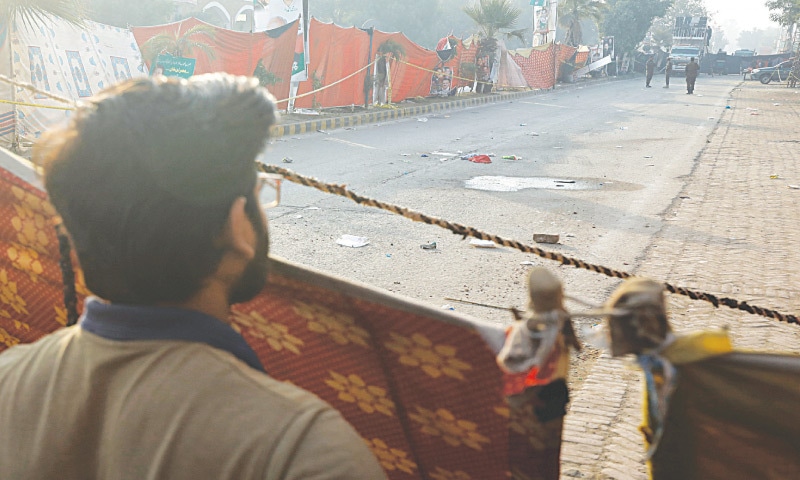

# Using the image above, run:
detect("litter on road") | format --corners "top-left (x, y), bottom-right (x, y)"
top-left (420, 242), bottom-right (437, 250)
top-left (469, 239), bottom-right (496, 248)
top-left (468, 155), bottom-right (492, 164)
top-left (533, 233), bottom-right (560, 244)
top-left (336, 235), bottom-right (370, 248)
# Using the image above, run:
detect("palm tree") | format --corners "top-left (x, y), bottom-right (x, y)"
top-left (4, 0), bottom-right (86, 27)
top-left (464, 0), bottom-right (526, 92)
top-left (558, 0), bottom-right (607, 47)
top-left (463, 0), bottom-right (526, 44)
top-left (140, 24), bottom-right (216, 65)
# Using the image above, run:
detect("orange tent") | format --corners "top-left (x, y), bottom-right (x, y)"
top-left (293, 20), bottom-right (446, 109)
top-left (131, 18), bottom-right (297, 108)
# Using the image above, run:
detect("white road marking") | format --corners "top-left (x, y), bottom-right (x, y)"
top-left (326, 138), bottom-right (378, 150)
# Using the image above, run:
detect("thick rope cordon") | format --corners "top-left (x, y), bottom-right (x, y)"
top-left (55, 224), bottom-right (80, 326)
top-left (0, 74), bottom-right (77, 106)
top-left (259, 163), bottom-right (800, 327)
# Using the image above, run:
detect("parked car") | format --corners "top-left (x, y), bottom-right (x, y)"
top-left (751, 60), bottom-right (795, 84)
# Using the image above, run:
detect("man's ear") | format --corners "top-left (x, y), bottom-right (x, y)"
top-left (219, 196), bottom-right (256, 260)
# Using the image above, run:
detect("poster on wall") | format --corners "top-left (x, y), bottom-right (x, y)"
top-left (263, 0), bottom-right (308, 81)
top-left (150, 54), bottom-right (196, 78)
top-left (532, 0), bottom-right (558, 47)
top-left (429, 66), bottom-right (453, 97)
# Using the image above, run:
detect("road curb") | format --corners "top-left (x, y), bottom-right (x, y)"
top-left (271, 76), bottom-right (629, 138)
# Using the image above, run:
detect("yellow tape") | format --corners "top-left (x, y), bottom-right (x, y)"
top-left (0, 98), bottom-right (75, 111)
top-left (274, 60), bottom-right (376, 104)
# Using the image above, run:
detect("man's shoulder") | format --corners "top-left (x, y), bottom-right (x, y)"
top-left (0, 327), bottom-right (76, 371)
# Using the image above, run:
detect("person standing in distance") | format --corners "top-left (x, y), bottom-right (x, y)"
top-left (0, 74), bottom-right (386, 480)
top-left (664, 57), bottom-right (672, 88)
top-left (685, 57), bottom-right (699, 94)
top-left (645, 55), bottom-right (655, 87)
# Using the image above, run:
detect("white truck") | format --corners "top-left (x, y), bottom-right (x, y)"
top-left (669, 17), bottom-right (711, 75)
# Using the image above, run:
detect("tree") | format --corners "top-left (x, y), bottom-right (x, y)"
top-left (85, 0), bottom-right (175, 28)
top-left (603, 0), bottom-right (672, 55)
top-left (464, 0), bottom-right (526, 43)
top-left (4, 0), bottom-right (86, 27)
top-left (310, 0), bottom-right (444, 48)
top-left (766, 0), bottom-right (800, 27)
top-left (139, 24), bottom-right (216, 65)
top-left (558, 0), bottom-right (608, 47)
top-left (738, 27), bottom-right (782, 52)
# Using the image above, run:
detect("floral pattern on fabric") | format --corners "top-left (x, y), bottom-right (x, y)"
top-left (385, 332), bottom-right (472, 380)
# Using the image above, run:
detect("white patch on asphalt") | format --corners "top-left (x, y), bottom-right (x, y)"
top-left (326, 138), bottom-right (378, 150)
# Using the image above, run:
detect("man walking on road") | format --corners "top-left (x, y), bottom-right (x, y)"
top-left (664, 57), bottom-right (672, 88)
top-left (645, 55), bottom-right (655, 87)
top-left (686, 57), bottom-right (699, 94)
top-left (0, 74), bottom-right (386, 480)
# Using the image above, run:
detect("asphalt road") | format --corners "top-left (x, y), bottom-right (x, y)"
top-left (260, 75), bottom-right (742, 328)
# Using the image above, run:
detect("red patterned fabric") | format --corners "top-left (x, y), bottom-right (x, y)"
top-left (556, 45), bottom-right (578, 78)
top-left (575, 50), bottom-right (589, 68)
top-left (512, 44), bottom-right (557, 90)
top-left (0, 164), bottom-right (565, 479)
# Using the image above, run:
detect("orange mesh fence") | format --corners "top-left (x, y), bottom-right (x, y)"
top-left (0, 163), bottom-right (565, 479)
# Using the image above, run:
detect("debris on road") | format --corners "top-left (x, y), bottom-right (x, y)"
top-left (282, 157), bottom-right (294, 163)
top-left (417, 117), bottom-right (428, 122)
top-left (533, 233), bottom-right (560, 244)
top-left (336, 235), bottom-right (370, 248)
top-left (502, 155), bottom-right (522, 160)
top-left (467, 155), bottom-right (492, 164)
top-left (469, 239), bottom-right (496, 248)
top-left (420, 242), bottom-right (437, 250)
top-left (788, 185), bottom-right (800, 190)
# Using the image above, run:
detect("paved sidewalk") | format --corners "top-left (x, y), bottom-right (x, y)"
top-left (560, 83), bottom-right (800, 479)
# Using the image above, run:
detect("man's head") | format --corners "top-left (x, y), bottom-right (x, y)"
top-left (37, 74), bottom-right (278, 306)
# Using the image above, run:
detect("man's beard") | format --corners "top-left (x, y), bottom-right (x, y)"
top-left (229, 198), bottom-right (270, 305)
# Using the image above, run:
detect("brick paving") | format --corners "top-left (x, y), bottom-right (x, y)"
top-left (559, 83), bottom-right (800, 479)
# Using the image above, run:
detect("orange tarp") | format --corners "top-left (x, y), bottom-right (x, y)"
top-left (292, 20), bottom-right (371, 109)
top-left (293, 20), bottom-right (444, 109)
top-left (372, 30), bottom-right (442, 103)
top-left (131, 18), bottom-right (296, 108)
top-left (0, 159), bottom-right (567, 479)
